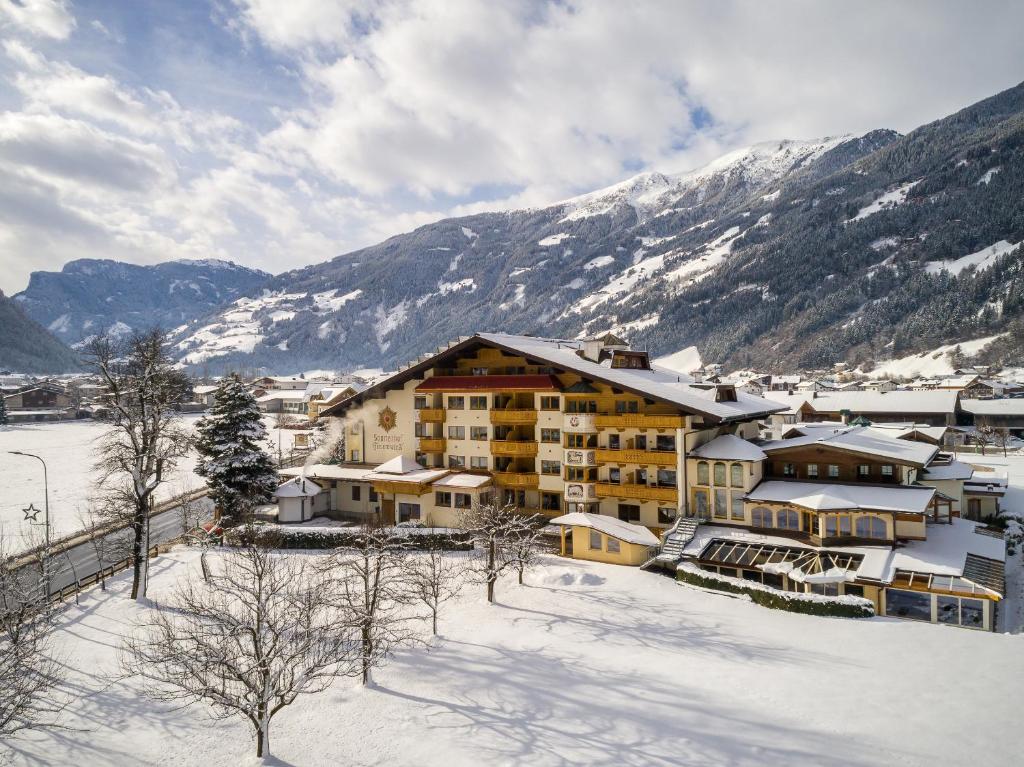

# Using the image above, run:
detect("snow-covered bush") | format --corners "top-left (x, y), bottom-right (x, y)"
top-left (676, 563), bottom-right (875, 618)
top-left (240, 526), bottom-right (473, 551)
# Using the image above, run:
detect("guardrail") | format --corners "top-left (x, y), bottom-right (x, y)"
top-left (50, 544), bottom-right (165, 604)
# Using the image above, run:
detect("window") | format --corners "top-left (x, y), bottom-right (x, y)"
top-left (470, 395), bottom-right (488, 410)
top-left (352, 486), bottom-right (361, 501)
top-left (567, 399), bottom-right (596, 413)
top-left (885, 589), bottom-right (931, 621)
top-left (806, 463), bottom-right (818, 479)
top-left (415, 422), bottom-right (425, 438)
top-left (855, 516), bottom-right (886, 539)
top-left (730, 490), bottom-right (745, 520)
top-left (608, 468), bottom-right (621, 484)
top-left (656, 435), bottom-right (675, 452)
top-left (454, 493), bottom-right (472, 509)
top-left (730, 463), bottom-right (743, 486)
top-left (566, 466), bottom-right (591, 481)
top-left (471, 367), bottom-right (487, 376)
top-left (809, 583), bottom-right (839, 596)
top-left (541, 492), bottom-right (561, 511)
top-left (606, 537), bottom-right (621, 553)
top-left (713, 489), bottom-right (728, 519)
top-left (608, 433), bottom-right (621, 450)
top-left (839, 516), bottom-right (851, 536)
top-left (414, 395), bottom-right (427, 409)
top-left (470, 455), bottom-right (488, 470)
top-left (614, 400), bottom-right (639, 413)
top-left (540, 396), bottom-right (560, 410)
top-left (713, 462), bottom-right (726, 485)
top-left (470, 426), bottom-right (488, 440)
top-left (844, 584), bottom-right (864, 598)
top-left (881, 464), bottom-right (894, 478)
top-left (369, 487), bottom-right (378, 502)
top-left (435, 491), bottom-right (452, 507)
top-left (566, 433), bottom-right (587, 448)
top-left (825, 516), bottom-right (837, 537)
top-left (776, 508), bottom-right (799, 530)
top-left (448, 425), bottom-right (465, 440)
top-left (541, 460), bottom-right (561, 475)
top-left (752, 507), bottom-right (773, 527)
top-left (541, 428), bottom-right (560, 443)
top-left (618, 504), bottom-right (640, 522)
top-left (697, 461), bottom-right (709, 485)
top-left (656, 469), bottom-right (676, 488)
top-left (448, 455), bottom-right (466, 469)
top-left (694, 489), bottom-right (709, 518)
top-left (351, 449), bottom-right (360, 462)
top-left (589, 529), bottom-right (602, 550)
top-left (857, 464), bottom-right (870, 478)
top-left (658, 507), bottom-right (677, 524)
top-left (782, 462), bottom-right (796, 477)
top-left (828, 464), bottom-right (840, 478)
top-left (398, 503), bottom-right (421, 523)
top-left (447, 396), bottom-right (465, 409)
top-left (635, 435), bottom-right (647, 450)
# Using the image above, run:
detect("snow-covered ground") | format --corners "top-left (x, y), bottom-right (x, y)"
top-left (5, 549), bottom-right (1022, 766)
top-left (865, 333), bottom-right (1005, 379)
top-left (0, 416), bottom-right (306, 550)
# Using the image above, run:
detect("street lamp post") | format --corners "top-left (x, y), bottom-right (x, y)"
top-left (9, 450), bottom-right (52, 597)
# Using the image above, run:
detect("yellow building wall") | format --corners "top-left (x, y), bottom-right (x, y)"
top-left (566, 526), bottom-right (651, 566)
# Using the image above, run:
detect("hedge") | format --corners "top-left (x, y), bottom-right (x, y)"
top-left (226, 525), bottom-right (474, 551)
top-left (676, 565), bottom-right (875, 619)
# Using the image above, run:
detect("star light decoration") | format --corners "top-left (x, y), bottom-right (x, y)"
top-left (22, 503), bottom-right (43, 524)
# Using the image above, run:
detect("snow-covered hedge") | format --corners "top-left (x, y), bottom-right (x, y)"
top-left (228, 525), bottom-right (474, 551)
top-left (676, 563), bottom-right (875, 619)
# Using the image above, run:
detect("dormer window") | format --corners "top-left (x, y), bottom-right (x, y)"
top-left (715, 385), bottom-right (737, 402)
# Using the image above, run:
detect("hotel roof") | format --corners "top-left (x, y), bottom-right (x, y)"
top-left (761, 389), bottom-right (960, 415)
top-left (549, 512), bottom-right (660, 546)
top-left (745, 480), bottom-right (936, 514)
top-left (760, 425), bottom-right (939, 466)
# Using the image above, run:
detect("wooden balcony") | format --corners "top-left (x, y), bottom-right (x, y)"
top-left (594, 414), bottom-right (686, 429)
top-left (595, 482), bottom-right (678, 502)
top-left (490, 408), bottom-right (538, 425)
top-left (492, 471), bottom-right (540, 488)
top-left (490, 440), bottom-right (539, 457)
top-left (594, 448), bottom-right (677, 467)
top-left (417, 408), bottom-right (446, 423)
top-left (417, 437), bottom-right (446, 453)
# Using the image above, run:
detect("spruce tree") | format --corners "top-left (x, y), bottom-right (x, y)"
top-left (0, 392), bottom-right (7, 426)
top-left (195, 374), bottom-right (278, 525)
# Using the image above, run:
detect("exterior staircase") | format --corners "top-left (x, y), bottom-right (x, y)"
top-left (642, 516), bottom-right (700, 569)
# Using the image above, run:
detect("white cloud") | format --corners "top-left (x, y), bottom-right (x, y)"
top-left (0, 0), bottom-right (75, 40)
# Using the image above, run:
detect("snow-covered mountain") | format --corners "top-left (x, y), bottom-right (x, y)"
top-left (15, 258), bottom-right (271, 347)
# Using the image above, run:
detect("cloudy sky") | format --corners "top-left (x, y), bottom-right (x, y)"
top-left (1, 0), bottom-right (1023, 294)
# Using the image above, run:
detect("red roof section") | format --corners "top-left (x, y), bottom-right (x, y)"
top-left (415, 374), bottom-right (562, 392)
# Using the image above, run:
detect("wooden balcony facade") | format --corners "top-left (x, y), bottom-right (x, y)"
top-left (490, 440), bottom-right (539, 457)
top-left (595, 482), bottom-right (678, 502)
top-left (594, 448), bottom-right (677, 467)
top-left (594, 414), bottom-right (686, 430)
top-left (417, 437), bottom-right (446, 453)
top-left (490, 409), bottom-right (538, 425)
top-left (417, 408), bottom-right (446, 423)
top-left (492, 471), bottom-right (540, 488)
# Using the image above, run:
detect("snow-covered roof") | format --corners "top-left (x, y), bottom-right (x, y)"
top-left (257, 389), bottom-right (307, 402)
top-left (761, 389), bottom-right (959, 415)
top-left (432, 473), bottom-right (492, 489)
top-left (691, 434), bottom-right (767, 461)
top-left (549, 512), bottom-right (660, 546)
top-left (192, 385), bottom-right (218, 395)
top-left (745, 480), bottom-right (935, 514)
top-left (760, 425), bottom-right (938, 466)
top-left (280, 464), bottom-right (373, 481)
top-left (921, 460), bottom-right (974, 480)
top-left (960, 398), bottom-right (1024, 416)
top-left (363, 456), bottom-right (449, 485)
top-left (274, 476), bottom-right (323, 498)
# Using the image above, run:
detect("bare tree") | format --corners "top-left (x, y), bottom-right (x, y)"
top-left (85, 330), bottom-right (192, 600)
top-left (408, 541), bottom-right (466, 636)
top-left (992, 427), bottom-right (1012, 457)
top-left (459, 502), bottom-right (542, 604)
top-left (505, 523), bottom-right (546, 586)
top-left (325, 525), bottom-right (417, 685)
top-left (77, 504), bottom-right (134, 592)
top-left (0, 537), bottom-right (65, 736)
top-left (121, 543), bottom-right (358, 759)
top-left (975, 422), bottom-right (995, 456)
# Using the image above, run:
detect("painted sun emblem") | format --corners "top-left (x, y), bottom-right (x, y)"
top-left (378, 406), bottom-right (398, 433)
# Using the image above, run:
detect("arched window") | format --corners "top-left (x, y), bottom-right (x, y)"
top-left (776, 508), bottom-right (799, 530)
top-left (730, 463), bottom-right (743, 487)
top-left (752, 507), bottom-right (773, 527)
top-left (697, 461), bottom-right (709, 485)
top-left (855, 516), bottom-right (886, 539)
top-left (713, 462), bottom-right (726, 485)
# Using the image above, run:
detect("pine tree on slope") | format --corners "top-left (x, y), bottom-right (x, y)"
top-left (195, 374), bottom-right (279, 525)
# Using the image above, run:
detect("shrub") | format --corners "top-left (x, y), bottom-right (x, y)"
top-left (676, 564), bottom-right (875, 619)
top-left (226, 525), bottom-right (473, 551)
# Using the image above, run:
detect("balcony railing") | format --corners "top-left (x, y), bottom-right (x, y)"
top-left (594, 448), bottom-right (676, 467)
top-left (490, 409), bottom-right (538, 425)
top-left (595, 482), bottom-right (677, 502)
top-left (490, 440), bottom-right (539, 457)
top-left (417, 408), bottom-right (446, 423)
top-left (594, 414), bottom-right (685, 429)
top-left (417, 437), bottom-right (446, 453)
top-left (491, 471), bottom-right (540, 488)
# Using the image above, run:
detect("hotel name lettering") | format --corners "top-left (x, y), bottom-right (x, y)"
top-left (373, 433), bottom-right (404, 452)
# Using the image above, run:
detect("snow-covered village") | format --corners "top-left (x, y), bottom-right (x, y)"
top-left (3, 2), bottom-right (1024, 766)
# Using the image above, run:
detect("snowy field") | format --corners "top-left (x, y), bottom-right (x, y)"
top-left (4, 549), bottom-right (1023, 766)
top-left (0, 416), bottom-right (305, 550)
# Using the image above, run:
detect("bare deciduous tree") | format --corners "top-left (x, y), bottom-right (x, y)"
top-left (85, 330), bottom-right (192, 600)
top-left (77, 504), bottom-right (134, 592)
top-left (0, 539), bottom-right (65, 737)
top-left (459, 502), bottom-right (542, 603)
top-left (975, 422), bottom-right (995, 456)
top-left (504, 523), bottom-right (546, 586)
top-left (408, 541), bottom-right (466, 636)
top-left (325, 525), bottom-right (418, 685)
top-left (121, 543), bottom-right (357, 759)
top-left (992, 427), bottom-right (1012, 457)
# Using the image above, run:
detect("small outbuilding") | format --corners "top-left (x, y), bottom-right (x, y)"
top-left (274, 476), bottom-right (326, 523)
top-left (549, 512), bottom-right (660, 566)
